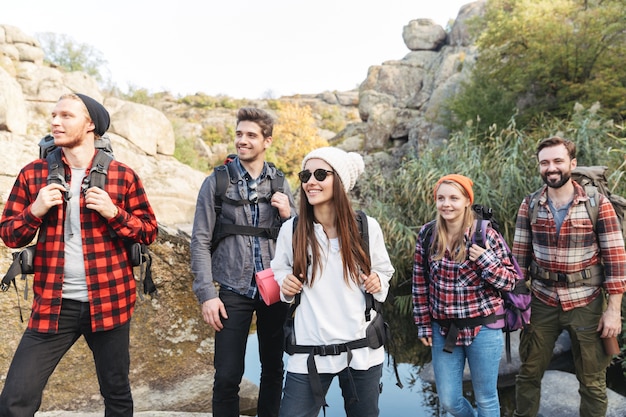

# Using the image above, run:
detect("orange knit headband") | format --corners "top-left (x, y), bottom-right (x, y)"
top-left (433, 174), bottom-right (474, 204)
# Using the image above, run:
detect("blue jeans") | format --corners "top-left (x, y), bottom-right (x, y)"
top-left (212, 289), bottom-right (288, 417)
top-left (279, 364), bottom-right (383, 417)
top-left (0, 298), bottom-right (132, 417)
top-left (431, 322), bottom-right (503, 417)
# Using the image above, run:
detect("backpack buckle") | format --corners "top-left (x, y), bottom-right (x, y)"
top-left (316, 344), bottom-right (343, 356)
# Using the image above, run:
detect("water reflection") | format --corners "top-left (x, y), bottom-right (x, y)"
top-left (244, 333), bottom-right (447, 417)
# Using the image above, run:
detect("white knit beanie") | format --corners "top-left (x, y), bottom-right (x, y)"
top-left (301, 147), bottom-right (365, 192)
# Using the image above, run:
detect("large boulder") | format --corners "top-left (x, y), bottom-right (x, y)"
top-left (538, 370), bottom-right (626, 417)
top-left (0, 67), bottom-right (27, 134)
top-left (106, 97), bottom-right (176, 156)
top-left (402, 19), bottom-right (447, 51)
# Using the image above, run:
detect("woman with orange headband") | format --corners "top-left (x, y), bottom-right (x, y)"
top-left (412, 174), bottom-right (519, 417)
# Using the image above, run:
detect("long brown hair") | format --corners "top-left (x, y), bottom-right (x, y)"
top-left (431, 180), bottom-right (475, 263)
top-left (292, 176), bottom-right (370, 286)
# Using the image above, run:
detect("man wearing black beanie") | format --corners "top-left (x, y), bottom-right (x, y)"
top-left (0, 93), bottom-right (158, 417)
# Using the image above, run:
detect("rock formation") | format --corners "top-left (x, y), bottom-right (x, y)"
top-left (335, 0), bottom-right (485, 160)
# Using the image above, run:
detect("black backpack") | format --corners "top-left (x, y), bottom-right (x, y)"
top-left (211, 155), bottom-right (286, 251)
top-left (1, 134), bottom-right (156, 308)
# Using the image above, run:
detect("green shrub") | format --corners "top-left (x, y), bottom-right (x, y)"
top-left (446, 0), bottom-right (626, 138)
top-left (179, 93), bottom-right (245, 110)
top-left (201, 125), bottom-right (234, 147)
top-left (37, 32), bottom-right (108, 84)
top-left (319, 106), bottom-right (347, 132)
top-left (174, 136), bottom-right (208, 172)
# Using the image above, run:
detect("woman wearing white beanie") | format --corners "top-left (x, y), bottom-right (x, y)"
top-left (271, 147), bottom-right (395, 417)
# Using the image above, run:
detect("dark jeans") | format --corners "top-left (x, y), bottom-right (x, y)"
top-left (279, 365), bottom-right (383, 417)
top-left (0, 298), bottom-right (133, 417)
top-left (212, 289), bottom-right (288, 417)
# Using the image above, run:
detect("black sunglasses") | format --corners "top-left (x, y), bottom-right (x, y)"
top-left (298, 169), bottom-right (334, 183)
top-left (247, 177), bottom-right (258, 204)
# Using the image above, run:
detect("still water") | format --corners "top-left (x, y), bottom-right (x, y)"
top-left (244, 334), bottom-right (446, 417)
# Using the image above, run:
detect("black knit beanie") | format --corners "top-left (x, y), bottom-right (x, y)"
top-left (76, 93), bottom-right (110, 137)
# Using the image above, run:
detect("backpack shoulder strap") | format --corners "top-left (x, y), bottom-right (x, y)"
top-left (528, 189), bottom-right (543, 225)
top-left (88, 150), bottom-right (115, 239)
top-left (472, 219), bottom-right (490, 248)
top-left (582, 185), bottom-right (600, 231)
top-left (39, 134), bottom-right (56, 159)
top-left (355, 210), bottom-right (379, 317)
top-left (41, 148), bottom-right (69, 244)
top-left (291, 215), bottom-right (302, 311)
top-left (421, 221), bottom-right (436, 283)
top-left (88, 149), bottom-right (113, 189)
top-left (46, 147), bottom-right (67, 188)
top-left (269, 164), bottom-right (286, 195)
top-left (355, 210), bottom-right (369, 255)
top-left (213, 163), bottom-right (232, 217)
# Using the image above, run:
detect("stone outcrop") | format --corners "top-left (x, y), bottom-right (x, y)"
top-left (336, 0), bottom-right (486, 160)
top-left (539, 370), bottom-right (626, 417)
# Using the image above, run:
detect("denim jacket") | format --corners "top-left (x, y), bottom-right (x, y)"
top-left (191, 161), bottom-right (296, 303)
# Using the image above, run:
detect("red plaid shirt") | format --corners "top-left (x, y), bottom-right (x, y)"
top-left (513, 182), bottom-right (626, 311)
top-left (0, 152), bottom-right (158, 333)
top-left (413, 221), bottom-right (518, 345)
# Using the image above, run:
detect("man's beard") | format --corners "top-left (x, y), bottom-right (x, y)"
top-left (541, 171), bottom-right (571, 189)
top-left (54, 134), bottom-right (84, 149)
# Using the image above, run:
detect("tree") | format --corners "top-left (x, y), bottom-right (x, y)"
top-left (266, 102), bottom-right (329, 187)
top-left (447, 0), bottom-right (626, 132)
top-left (36, 32), bottom-right (109, 85)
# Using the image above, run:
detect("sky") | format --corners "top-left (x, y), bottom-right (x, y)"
top-left (3, 0), bottom-right (473, 99)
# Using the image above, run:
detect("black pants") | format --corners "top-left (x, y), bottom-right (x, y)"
top-left (212, 289), bottom-right (288, 417)
top-left (0, 298), bottom-right (133, 417)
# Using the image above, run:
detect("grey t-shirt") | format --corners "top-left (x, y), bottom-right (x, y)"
top-left (548, 197), bottom-right (573, 237)
top-left (62, 167), bottom-right (88, 302)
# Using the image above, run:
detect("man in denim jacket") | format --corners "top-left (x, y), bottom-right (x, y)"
top-left (191, 107), bottom-right (296, 417)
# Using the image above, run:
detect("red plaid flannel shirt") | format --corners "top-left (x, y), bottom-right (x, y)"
top-left (412, 222), bottom-right (518, 345)
top-left (513, 182), bottom-right (626, 311)
top-left (0, 152), bottom-right (158, 333)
